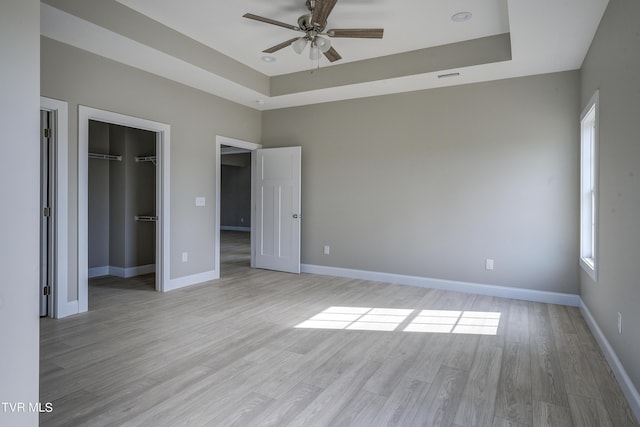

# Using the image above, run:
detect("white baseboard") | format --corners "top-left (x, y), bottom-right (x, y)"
top-left (300, 264), bottom-right (581, 307)
top-left (221, 226), bottom-right (251, 232)
top-left (165, 270), bottom-right (219, 292)
top-left (580, 299), bottom-right (640, 422)
top-left (88, 264), bottom-right (156, 279)
top-left (123, 264), bottom-right (155, 278)
top-left (109, 266), bottom-right (126, 277)
top-left (88, 266), bottom-right (109, 278)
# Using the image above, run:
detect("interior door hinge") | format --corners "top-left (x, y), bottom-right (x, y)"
top-left (43, 286), bottom-right (51, 296)
top-left (43, 207), bottom-right (51, 217)
top-left (43, 128), bottom-right (51, 139)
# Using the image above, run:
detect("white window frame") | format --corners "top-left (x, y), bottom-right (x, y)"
top-left (580, 90), bottom-right (599, 281)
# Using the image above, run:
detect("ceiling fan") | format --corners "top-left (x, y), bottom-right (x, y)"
top-left (243, 0), bottom-right (384, 63)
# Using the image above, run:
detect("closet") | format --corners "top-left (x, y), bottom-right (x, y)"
top-left (88, 120), bottom-right (156, 280)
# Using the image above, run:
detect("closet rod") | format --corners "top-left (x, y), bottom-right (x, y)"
top-left (135, 155), bottom-right (157, 165)
top-left (88, 153), bottom-right (122, 161)
top-left (135, 215), bottom-right (158, 222)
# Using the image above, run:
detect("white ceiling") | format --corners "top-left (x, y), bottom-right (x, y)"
top-left (41, 0), bottom-right (609, 110)
top-left (115, 0), bottom-right (510, 76)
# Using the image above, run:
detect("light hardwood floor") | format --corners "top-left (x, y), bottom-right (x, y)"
top-left (40, 231), bottom-right (638, 426)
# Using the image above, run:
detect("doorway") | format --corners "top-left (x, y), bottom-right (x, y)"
top-left (220, 145), bottom-right (252, 275)
top-left (87, 121), bottom-right (157, 291)
top-left (215, 136), bottom-right (261, 277)
top-left (78, 106), bottom-right (170, 313)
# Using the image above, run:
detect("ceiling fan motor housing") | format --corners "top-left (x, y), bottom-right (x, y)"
top-left (298, 14), bottom-right (325, 33)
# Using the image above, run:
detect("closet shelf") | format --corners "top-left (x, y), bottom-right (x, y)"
top-left (89, 152), bottom-right (122, 161)
top-left (135, 215), bottom-right (158, 222)
top-left (135, 155), bottom-right (157, 165)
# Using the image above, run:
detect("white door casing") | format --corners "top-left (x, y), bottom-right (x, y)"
top-left (254, 147), bottom-right (301, 274)
top-left (79, 106), bottom-right (171, 313)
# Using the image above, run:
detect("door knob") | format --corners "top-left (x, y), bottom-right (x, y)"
top-left (293, 214), bottom-right (301, 219)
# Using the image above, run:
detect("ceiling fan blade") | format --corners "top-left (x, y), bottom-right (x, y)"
top-left (327, 28), bottom-right (384, 38)
top-left (312, 0), bottom-right (338, 27)
top-left (262, 38), bottom-right (300, 54)
top-left (323, 46), bottom-right (342, 62)
top-left (243, 13), bottom-right (300, 31)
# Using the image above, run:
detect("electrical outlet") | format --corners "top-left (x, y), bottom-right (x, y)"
top-left (195, 197), bottom-right (206, 207)
top-left (240, 217), bottom-right (244, 223)
top-left (618, 312), bottom-right (623, 334)
top-left (323, 245), bottom-right (330, 255)
top-left (182, 252), bottom-right (188, 263)
top-left (486, 259), bottom-right (494, 270)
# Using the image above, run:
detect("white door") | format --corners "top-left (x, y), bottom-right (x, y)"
top-left (254, 147), bottom-right (301, 273)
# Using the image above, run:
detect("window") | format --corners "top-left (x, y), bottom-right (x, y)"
top-left (580, 91), bottom-right (598, 280)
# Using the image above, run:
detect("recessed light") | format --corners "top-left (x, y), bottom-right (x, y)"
top-left (261, 56), bottom-right (276, 63)
top-left (256, 100), bottom-right (266, 105)
top-left (451, 12), bottom-right (472, 22)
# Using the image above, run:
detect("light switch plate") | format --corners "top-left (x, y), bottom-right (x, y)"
top-left (195, 197), bottom-right (206, 207)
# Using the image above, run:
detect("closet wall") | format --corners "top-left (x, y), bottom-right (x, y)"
top-left (88, 120), bottom-right (156, 277)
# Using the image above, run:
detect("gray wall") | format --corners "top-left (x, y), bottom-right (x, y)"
top-left (0, 0), bottom-right (40, 424)
top-left (41, 36), bottom-right (261, 300)
top-left (263, 71), bottom-right (580, 294)
top-left (580, 0), bottom-right (640, 394)
top-left (221, 153), bottom-right (251, 228)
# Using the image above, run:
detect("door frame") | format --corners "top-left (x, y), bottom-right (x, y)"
top-left (79, 106), bottom-right (171, 313)
top-left (215, 135), bottom-right (261, 275)
top-left (40, 97), bottom-right (70, 318)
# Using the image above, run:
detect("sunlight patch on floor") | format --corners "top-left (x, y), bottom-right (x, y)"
top-left (404, 310), bottom-right (500, 335)
top-left (295, 307), bottom-right (412, 331)
top-left (295, 306), bottom-right (500, 335)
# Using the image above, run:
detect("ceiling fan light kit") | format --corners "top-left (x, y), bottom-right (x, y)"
top-left (315, 36), bottom-right (332, 53)
top-left (293, 35), bottom-right (332, 58)
top-left (309, 44), bottom-right (321, 60)
top-left (243, 0), bottom-right (384, 64)
top-left (292, 37), bottom-right (308, 54)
